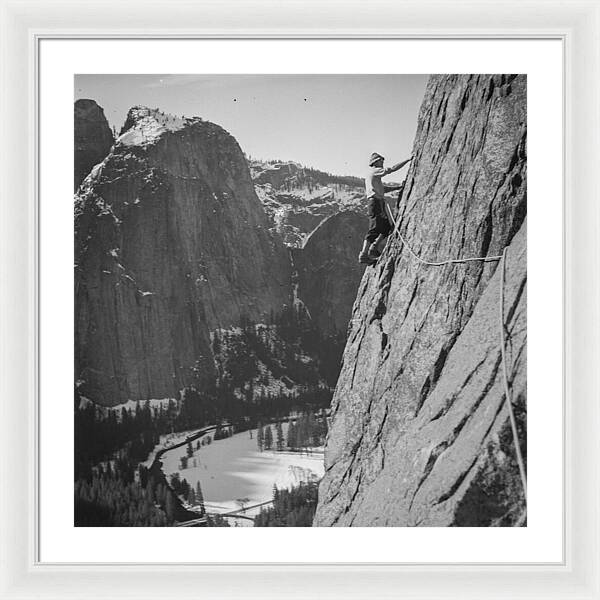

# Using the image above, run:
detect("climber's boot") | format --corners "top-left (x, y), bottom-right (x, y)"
top-left (368, 235), bottom-right (386, 260)
top-left (358, 240), bottom-right (376, 265)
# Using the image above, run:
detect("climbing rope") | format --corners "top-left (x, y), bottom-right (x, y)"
top-left (393, 228), bottom-right (503, 266)
top-left (498, 247), bottom-right (528, 504)
top-left (385, 206), bottom-right (528, 508)
top-left (385, 203), bottom-right (504, 265)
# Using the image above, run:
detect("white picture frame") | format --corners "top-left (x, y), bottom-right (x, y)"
top-left (1, 0), bottom-right (599, 597)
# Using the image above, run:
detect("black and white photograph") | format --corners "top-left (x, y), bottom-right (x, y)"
top-left (73, 73), bottom-right (527, 528)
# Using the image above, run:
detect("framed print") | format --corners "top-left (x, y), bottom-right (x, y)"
top-left (1, 0), bottom-right (599, 598)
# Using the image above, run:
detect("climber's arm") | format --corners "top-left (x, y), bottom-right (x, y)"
top-left (384, 181), bottom-right (405, 193)
top-left (384, 156), bottom-right (412, 175)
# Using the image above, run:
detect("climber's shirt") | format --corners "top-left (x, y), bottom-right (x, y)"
top-left (365, 165), bottom-right (394, 200)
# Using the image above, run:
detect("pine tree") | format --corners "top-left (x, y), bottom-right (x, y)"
top-left (264, 425), bottom-right (273, 450)
top-left (307, 412), bottom-right (319, 447)
top-left (195, 480), bottom-right (205, 515)
top-left (212, 330), bottom-right (221, 355)
top-left (147, 481), bottom-right (155, 504)
top-left (156, 483), bottom-right (166, 504)
top-left (186, 441), bottom-right (194, 458)
top-left (165, 491), bottom-right (176, 523)
top-left (181, 478), bottom-right (190, 500)
top-left (297, 412), bottom-right (309, 450)
top-left (257, 424), bottom-right (264, 452)
top-left (287, 421), bottom-right (297, 450)
top-left (275, 421), bottom-right (284, 451)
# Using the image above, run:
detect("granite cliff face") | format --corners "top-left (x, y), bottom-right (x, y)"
top-left (315, 75), bottom-right (527, 527)
top-left (75, 107), bottom-right (292, 405)
top-left (292, 211), bottom-right (368, 335)
top-left (251, 160), bottom-right (366, 247)
top-left (74, 99), bottom-right (114, 190)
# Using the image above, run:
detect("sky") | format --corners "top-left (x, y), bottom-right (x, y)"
top-left (75, 74), bottom-right (429, 177)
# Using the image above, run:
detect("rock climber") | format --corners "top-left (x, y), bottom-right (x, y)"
top-left (358, 152), bottom-right (412, 265)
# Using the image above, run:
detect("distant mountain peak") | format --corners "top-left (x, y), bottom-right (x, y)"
top-left (249, 158), bottom-right (366, 247)
top-left (118, 106), bottom-right (204, 147)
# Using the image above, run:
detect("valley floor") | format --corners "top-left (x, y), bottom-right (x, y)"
top-left (160, 423), bottom-right (324, 526)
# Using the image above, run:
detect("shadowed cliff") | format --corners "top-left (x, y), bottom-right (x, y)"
top-left (75, 107), bottom-right (292, 405)
top-left (292, 210), bottom-right (368, 335)
top-left (74, 99), bottom-right (114, 190)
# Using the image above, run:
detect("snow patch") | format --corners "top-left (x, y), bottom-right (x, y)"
top-left (160, 425), bottom-right (324, 517)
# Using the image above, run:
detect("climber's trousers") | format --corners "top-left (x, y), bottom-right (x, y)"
top-left (365, 212), bottom-right (392, 244)
top-left (365, 196), bottom-right (392, 243)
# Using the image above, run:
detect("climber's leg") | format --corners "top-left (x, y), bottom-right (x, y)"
top-left (364, 202), bottom-right (380, 245)
top-left (368, 215), bottom-right (392, 259)
top-left (359, 209), bottom-right (380, 264)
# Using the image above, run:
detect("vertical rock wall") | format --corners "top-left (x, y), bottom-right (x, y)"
top-left (314, 75), bottom-right (527, 526)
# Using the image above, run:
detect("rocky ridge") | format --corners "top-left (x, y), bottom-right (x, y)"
top-left (74, 99), bottom-right (114, 190)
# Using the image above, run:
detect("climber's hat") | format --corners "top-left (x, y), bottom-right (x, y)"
top-left (369, 152), bottom-right (385, 166)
